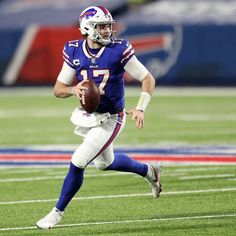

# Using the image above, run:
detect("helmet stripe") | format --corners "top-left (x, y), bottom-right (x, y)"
top-left (97, 6), bottom-right (109, 15)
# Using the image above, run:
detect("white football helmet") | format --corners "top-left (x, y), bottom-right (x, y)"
top-left (79, 6), bottom-right (115, 45)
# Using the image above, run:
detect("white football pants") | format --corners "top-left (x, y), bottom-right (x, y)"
top-left (71, 112), bottom-right (126, 169)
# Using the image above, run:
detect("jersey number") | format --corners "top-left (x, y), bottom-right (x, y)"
top-left (80, 69), bottom-right (109, 95)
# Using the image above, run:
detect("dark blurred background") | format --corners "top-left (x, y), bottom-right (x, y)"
top-left (1, 0), bottom-right (236, 87)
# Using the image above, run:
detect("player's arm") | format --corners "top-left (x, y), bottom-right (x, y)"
top-left (54, 62), bottom-right (87, 98)
top-left (124, 55), bottom-right (156, 128)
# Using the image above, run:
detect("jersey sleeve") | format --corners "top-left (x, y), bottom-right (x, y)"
top-left (63, 41), bottom-right (76, 69)
top-left (120, 40), bottom-right (135, 67)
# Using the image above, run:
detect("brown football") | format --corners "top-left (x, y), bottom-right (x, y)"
top-left (80, 79), bottom-right (100, 113)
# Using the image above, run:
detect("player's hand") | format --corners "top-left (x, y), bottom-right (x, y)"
top-left (126, 109), bottom-right (144, 129)
top-left (72, 80), bottom-right (88, 103)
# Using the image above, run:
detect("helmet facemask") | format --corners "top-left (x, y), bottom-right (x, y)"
top-left (91, 22), bottom-right (115, 45)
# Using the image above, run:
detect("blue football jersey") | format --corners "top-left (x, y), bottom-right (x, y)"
top-left (63, 39), bottom-right (135, 114)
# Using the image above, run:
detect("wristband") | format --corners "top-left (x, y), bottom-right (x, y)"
top-left (136, 91), bottom-right (151, 112)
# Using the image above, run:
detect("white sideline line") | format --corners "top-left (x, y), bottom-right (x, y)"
top-left (0, 175), bottom-right (65, 182)
top-left (0, 213), bottom-right (235, 232)
top-left (179, 174), bottom-right (235, 180)
top-left (0, 170), bottom-right (235, 183)
top-left (164, 166), bottom-right (236, 173)
top-left (174, 114), bottom-right (236, 121)
top-left (0, 169), bottom-right (51, 175)
top-left (0, 187), bottom-right (236, 205)
top-left (0, 172), bottom-right (130, 183)
top-left (0, 165), bottom-right (233, 174)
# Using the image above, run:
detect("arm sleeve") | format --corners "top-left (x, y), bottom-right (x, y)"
top-left (57, 62), bottom-right (76, 85)
top-left (124, 55), bottom-right (149, 81)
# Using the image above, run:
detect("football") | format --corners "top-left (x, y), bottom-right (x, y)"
top-left (80, 79), bottom-right (100, 113)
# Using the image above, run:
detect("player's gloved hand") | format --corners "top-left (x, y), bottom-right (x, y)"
top-left (71, 80), bottom-right (88, 104)
top-left (126, 109), bottom-right (144, 129)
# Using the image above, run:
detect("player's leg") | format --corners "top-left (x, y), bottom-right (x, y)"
top-left (92, 112), bottom-right (148, 176)
top-left (36, 161), bottom-right (84, 229)
top-left (37, 112), bottom-right (126, 229)
top-left (94, 143), bottom-right (162, 198)
top-left (93, 112), bottom-right (147, 176)
top-left (55, 163), bottom-right (84, 211)
top-left (106, 151), bottom-right (162, 198)
top-left (94, 144), bottom-right (147, 176)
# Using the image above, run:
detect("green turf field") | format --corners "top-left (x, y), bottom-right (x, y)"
top-left (0, 165), bottom-right (235, 235)
top-left (0, 87), bottom-right (236, 235)
top-left (0, 87), bottom-right (236, 145)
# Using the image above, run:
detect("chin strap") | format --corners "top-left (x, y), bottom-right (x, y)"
top-left (136, 91), bottom-right (151, 112)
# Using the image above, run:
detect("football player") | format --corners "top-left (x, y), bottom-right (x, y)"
top-left (36, 5), bottom-right (161, 229)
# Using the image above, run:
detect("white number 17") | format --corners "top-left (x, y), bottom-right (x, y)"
top-left (80, 69), bottom-right (110, 95)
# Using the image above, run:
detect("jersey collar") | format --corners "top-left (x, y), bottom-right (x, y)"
top-left (82, 40), bottom-right (106, 60)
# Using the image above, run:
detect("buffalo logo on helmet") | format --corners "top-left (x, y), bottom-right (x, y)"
top-left (80, 8), bottom-right (97, 20)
